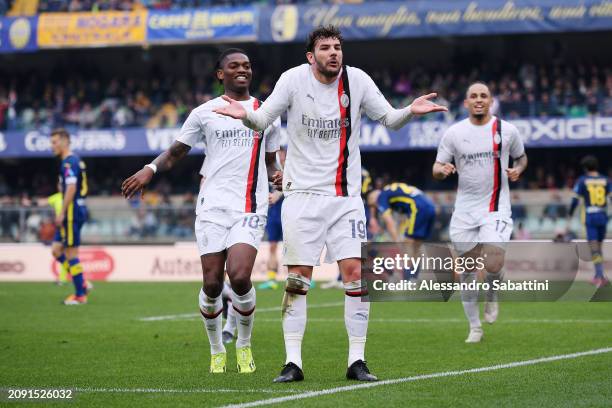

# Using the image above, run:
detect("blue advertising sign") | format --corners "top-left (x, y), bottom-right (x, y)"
top-left (0, 16), bottom-right (37, 53)
top-left (259, 0), bottom-right (612, 43)
top-left (1, 117), bottom-right (611, 158)
top-left (147, 6), bottom-right (257, 43)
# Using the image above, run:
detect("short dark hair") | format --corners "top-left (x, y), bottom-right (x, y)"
top-left (50, 128), bottom-right (70, 140)
top-left (306, 25), bottom-right (343, 53)
top-left (216, 48), bottom-right (248, 70)
top-left (581, 155), bottom-right (599, 172)
top-left (466, 81), bottom-right (491, 98)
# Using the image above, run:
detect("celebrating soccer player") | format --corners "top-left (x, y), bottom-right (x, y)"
top-left (433, 82), bottom-right (528, 343)
top-left (122, 49), bottom-right (282, 374)
top-left (50, 128), bottom-right (90, 305)
top-left (567, 156), bottom-right (611, 288)
top-left (214, 26), bottom-right (447, 382)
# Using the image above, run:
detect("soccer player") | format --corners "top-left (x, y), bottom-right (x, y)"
top-left (122, 49), bottom-right (282, 374)
top-left (323, 167), bottom-right (374, 289)
top-left (258, 147), bottom-right (287, 290)
top-left (49, 128), bottom-right (90, 305)
top-left (368, 182), bottom-right (436, 280)
top-left (433, 82), bottom-right (527, 343)
top-left (568, 156), bottom-right (610, 287)
top-left (214, 26), bottom-right (447, 382)
top-left (199, 161), bottom-right (238, 344)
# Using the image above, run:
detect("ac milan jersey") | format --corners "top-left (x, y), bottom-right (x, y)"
top-left (436, 116), bottom-right (525, 215)
top-left (244, 64), bottom-right (394, 197)
top-left (177, 96), bottom-right (281, 215)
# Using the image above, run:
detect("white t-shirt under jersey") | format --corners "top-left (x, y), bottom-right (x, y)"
top-left (177, 96), bottom-right (281, 216)
top-left (436, 116), bottom-right (525, 215)
top-left (242, 64), bottom-right (398, 197)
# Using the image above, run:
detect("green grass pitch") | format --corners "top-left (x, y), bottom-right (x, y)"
top-left (1, 282), bottom-right (611, 407)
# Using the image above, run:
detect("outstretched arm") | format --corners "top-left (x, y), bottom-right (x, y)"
top-left (380, 93), bottom-right (448, 131)
top-left (214, 72), bottom-right (292, 131)
top-left (121, 141), bottom-right (191, 199)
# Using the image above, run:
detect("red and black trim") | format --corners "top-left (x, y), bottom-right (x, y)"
top-left (245, 98), bottom-right (264, 213)
top-left (200, 307), bottom-right (223, 319)
top-left (335, 66), bottom-right (352, 197)
top-left (345, 288), bottom-right (368, 297)
top-left (489, 117), bottom-right (502, 212)
top-left (233, 305), bottom-right (256, 316)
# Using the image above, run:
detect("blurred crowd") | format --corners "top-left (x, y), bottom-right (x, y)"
top-left (1, 0), bottom-right (369, 15)
top-left (0, 62), bottom-right (610, 131)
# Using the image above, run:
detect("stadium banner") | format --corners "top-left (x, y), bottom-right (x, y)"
top-left (146, 6), bottom-right (257, 43)
top-left (0, 243), bottom-right (338, 282)
top-left (1, 116), bottom-right (612, 158)
top-left (259, 0), bottom-right (612, 43)
top-left (37, 11), bottom-right (147, 48)
top-left (0, 16), bottom-right (38, 53)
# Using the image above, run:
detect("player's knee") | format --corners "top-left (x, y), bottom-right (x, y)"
top-left (203, 280), bottom-right (223, 298)
top-left (51, 247), bottom-right (62, 258)
top-left (484, 258), bottom-right (504, 274)
top-left (340, 260), bottom-right (361, 282)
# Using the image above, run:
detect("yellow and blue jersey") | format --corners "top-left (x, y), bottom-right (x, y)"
top-left (377, 183), bottom-right (436, 239)
top-left (54, 154), bottom-right (88, 247)
top-left (570, 174), bottom-right (610, 242)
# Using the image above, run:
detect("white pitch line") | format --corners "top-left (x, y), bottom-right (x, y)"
top-left (74, 387), bottom-right (298, 394)
top-left (251, 318), bottom-right (612, 324)
top-left (138, 302), bottom-right (344, 322)
top-left (218, 347), bottom-right (612, 408)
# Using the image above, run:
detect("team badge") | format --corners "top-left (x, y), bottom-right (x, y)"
top-left (493, 133), bottom-right (501, 145)
top-left (340, 93), bottom-right (350, 108)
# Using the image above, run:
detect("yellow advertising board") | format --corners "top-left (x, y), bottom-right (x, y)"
top-left (38, 11), bottom-right (146, 48)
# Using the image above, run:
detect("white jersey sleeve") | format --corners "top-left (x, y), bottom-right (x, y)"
top-left (358, 68), bottom-right (393, 121)
top-left (436, 127), bottom-right (455, 163)
top-left (506, 122), bottom-right (526, 159)
top-left (177, 108), bottom-right (207, 148)
top-left (264, 117), bottom-right (282, 153)
top-left (243, 70), bottom-right (294, 131)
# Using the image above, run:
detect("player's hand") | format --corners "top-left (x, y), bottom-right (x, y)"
top-left (55, 213), bottom-right (64, 227)
top-left (368, 218), bottom-right (381, 235)
top-left (121, 167), bottom-right (154, 199)
top-left (438, 162), bottom-right (456, 178)
top-left (271, 170), bottom-right (283, 191)
top-left (213, 95), bottom-right (248, 119)
top-left (410, 93), bottom-right (449, 115)
top-left (506, 167), bottom-right (522, 182)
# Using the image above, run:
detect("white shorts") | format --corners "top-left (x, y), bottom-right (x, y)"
top-left (449, 211), bottom-right (513, 255)
top-left (194, 210), bottom-right (266, 256)
top-left (281, 193), bottom-right (366, 266)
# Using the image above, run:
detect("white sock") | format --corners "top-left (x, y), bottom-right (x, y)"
top-left (282, 273), bottom-right (310, 369)
top-left (223, 299), bottom-right (237, 335)
top-left (344, 280), bottom-right (370, 366)
top-left (198, 288), bottom-right (225, 355)
top-left (231, 286), bottom-right (256, 349)
top-left (485, 270), bottom-right (503, 302)
top-left (460, 272), bottom-right (481, 329)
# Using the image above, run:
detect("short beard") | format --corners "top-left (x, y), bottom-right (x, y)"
top-left (315, 57), bottom-right (340, 79)
top-left (472, 113), bottom-right (486, 121)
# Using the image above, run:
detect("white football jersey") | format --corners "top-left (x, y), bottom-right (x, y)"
top-left (244, 64), bottom-right (394, 197)
top-left (177, 96), bottom-right (281, 215)
top-left (436, 116), bottom-right (525, 215)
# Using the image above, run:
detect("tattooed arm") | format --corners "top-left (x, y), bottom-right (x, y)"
top-left (121, 141), bottom-right (191, 199)
top-left (265, 152), bottom-right (283, 191)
